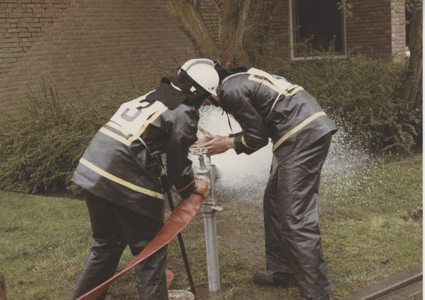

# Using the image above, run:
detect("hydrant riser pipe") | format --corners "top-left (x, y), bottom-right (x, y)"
top-left (202, 209), bottom-right (220, 292)
top-left (191, 151), bottom-right (222, 293)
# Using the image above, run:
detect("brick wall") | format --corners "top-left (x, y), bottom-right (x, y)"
top-left (346, 0), bottom-right (406, 60)
top-left (0, 0), bottom-right (197, 116)
top-left (238, 0), bottom-right (292, 68)
top-left (200, 0), bottom-right (219, 45)
top-left (270, 0), bottom-right (291, 63)
top-left (1, 1), bottom-right (407, 115)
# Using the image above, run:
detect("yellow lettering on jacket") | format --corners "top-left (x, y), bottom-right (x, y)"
top-left (99, 106), bottom-right (168, 146)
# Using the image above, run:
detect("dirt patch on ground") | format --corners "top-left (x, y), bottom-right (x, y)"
top-left (181, 200), bottom-right (267, 270)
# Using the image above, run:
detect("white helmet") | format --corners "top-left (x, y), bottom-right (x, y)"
top-left (179, 59), bottom-right (219, 96)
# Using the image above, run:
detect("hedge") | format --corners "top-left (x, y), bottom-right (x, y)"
top-left (0, 54), bottom-right (421, 194)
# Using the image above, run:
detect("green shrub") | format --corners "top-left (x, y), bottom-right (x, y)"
top-left (0, 78), bottom-right (142, 194)
top-left (0, 54), bottom-right (421, 194)
top-left (275, 51), bottom-right (422, 153)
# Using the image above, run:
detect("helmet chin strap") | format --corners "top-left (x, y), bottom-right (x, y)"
top-left (217, 106), bottom-right (233, 134)
top-left (170, 69), bottom-right (211, 108)
top-left (226, 111), bottom-right (233, 134)
top-left (207, 95), bottom-right (221, 107)
top-left (170, 82), bottom-right (182, 91)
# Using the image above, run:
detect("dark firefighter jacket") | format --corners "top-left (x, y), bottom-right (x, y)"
top-left (217, 72), bottom-right (337, 160)
top-left (72, 73), bottom-right (206, 222)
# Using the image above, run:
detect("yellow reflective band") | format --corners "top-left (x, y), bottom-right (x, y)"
top-left (79, 158), bottom-right (165, 200)
top-left (249, 74), bottom-right (280, 92)
top-left (106, 121), bottom-right (131, 136)
top-left (177, 179), bottom-right (195, 193)
top-left (128, 106), bottom-right (169, 144)
top-left (241, 135), bottom-right (258, 150)
top-left (99, 127), bottom-right (132, 146)
top-left (286, 86), bottom-right (303, 96)
top-left (272, 112), bottom-right (327, 152)
top-left (248, 74), bottom-right (303, 96)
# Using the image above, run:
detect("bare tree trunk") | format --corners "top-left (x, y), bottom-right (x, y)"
top-left (218, 0), bottom-right (251, 65)
top-left (403, 0), bottom-right (422, 111)
top-left (166, 0), bottom-right (284, 67)
top-left (167, 0), bottom-right (253, 66)
top-left (245, 0), bottom-right (283, 69)
top-left (167, 0), bottom-right (220, 61)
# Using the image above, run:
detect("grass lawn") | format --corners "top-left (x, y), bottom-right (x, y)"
top-left (0, 153), bottom-right (422, 299)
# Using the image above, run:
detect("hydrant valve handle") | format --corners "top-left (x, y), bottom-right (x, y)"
top-left (189, 147), bottom-right (208, 157)
top-left (210, 205), bottom-right (223, 212)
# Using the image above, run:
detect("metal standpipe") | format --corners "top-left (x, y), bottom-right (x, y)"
top-left (191, 149), bottom-right (222, 292)
top-left (201, 204), bottom-right (221, 292)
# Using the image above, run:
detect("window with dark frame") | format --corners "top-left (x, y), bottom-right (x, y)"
top-left (292, 0), bottom-right (345, 57)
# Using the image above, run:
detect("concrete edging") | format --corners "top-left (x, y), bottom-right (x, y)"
top-left (344, 264), bottom-right (423, 300)
top-left (359, 272), bottom-right (422, 300)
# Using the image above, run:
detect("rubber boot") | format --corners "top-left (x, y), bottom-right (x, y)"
top-left (253, 271), bottom-right (296, 288)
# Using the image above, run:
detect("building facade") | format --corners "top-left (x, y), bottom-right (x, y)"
top-left (0, 0), bottom-right (197, 115)
top-left (0, 0), bottom-right (407, 115)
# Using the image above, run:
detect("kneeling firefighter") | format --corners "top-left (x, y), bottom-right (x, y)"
top-left (69, 59), bottom-right (219, 300)
top-left (194, 64), bottom-right (338, 300)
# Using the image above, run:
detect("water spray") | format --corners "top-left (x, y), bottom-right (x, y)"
top-left (190, 147), bottom-right (222, 292)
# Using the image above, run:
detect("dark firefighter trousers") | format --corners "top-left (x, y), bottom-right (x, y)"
top-left (264, 133), bottom-right (333, 299)
top-left (69, 192), bottom-right (168, 300)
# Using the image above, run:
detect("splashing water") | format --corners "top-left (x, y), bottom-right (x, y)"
top-left (322, 125), bottom-right (371, 177)
top-left (190, 106), bottom-right (370, 204)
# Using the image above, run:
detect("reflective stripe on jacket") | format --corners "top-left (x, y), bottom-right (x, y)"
top-left (217, 73), bottom-right (337, 160)
top-left (72, 100), bottom-right (199, 221)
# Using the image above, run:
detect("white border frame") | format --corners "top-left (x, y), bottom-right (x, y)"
top-left (289, 0), bottom-right (347, 61)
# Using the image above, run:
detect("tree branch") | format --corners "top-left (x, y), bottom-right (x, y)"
top-left (210, 0), bottom-right (221, 12)
top-left (167, 0), bottom-right (220, 60)
top-left (235, 0), bottom-right (251, 59)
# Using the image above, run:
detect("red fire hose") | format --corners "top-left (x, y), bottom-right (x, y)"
top-left (76, 193), bottom-right (204, 300)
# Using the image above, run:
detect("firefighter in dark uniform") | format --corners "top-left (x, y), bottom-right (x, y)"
top-left (194, 65), bottom-right (338, 300)
top-left (69, 59), bottom-right (219, 300)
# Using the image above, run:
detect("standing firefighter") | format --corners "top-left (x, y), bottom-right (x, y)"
top-left (69, 59), bottom-right (219, 300)
top-left (194, 65), bottom-right (337, 300)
